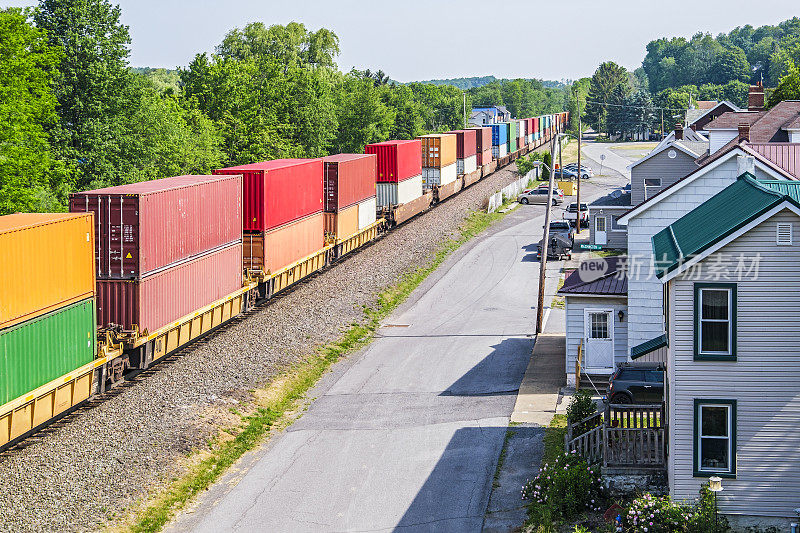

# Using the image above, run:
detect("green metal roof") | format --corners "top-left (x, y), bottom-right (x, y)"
top-left (630, 334), bottom-right (668, 360)
top-left (757, 180), bottom-right (800, 203)
top-left (652, 173), bottom-right (798, 278)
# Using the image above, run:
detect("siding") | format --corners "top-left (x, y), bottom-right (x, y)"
top-left (589, 207), bottom-right (629, 249)
top-left (631, 148), bottom-right (698, 206)
top-left (565, 296), bottom-right (628, 375)
top-left (668, 209), bottom-right (800, 518)
top-left (627, 156), bottom-right (778, 355)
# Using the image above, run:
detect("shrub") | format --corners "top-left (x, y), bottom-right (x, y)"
top-left (617, 484), bottom-right (729, 533)
top-left (522, 451), bottom-right (602, 524)
top-left (566, 390), bottom-right (598, 426)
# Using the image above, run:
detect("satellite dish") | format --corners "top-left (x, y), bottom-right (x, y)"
top-left (611, 190), bottom-right (622, 199)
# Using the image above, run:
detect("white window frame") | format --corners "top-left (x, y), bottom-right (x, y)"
top-left (644, 178), bottom-right (662, 200)
top-left (776, 222), bottom-right (793, 246)
top-left (696, 402), bottom-right (734, 475)
top-left (595, 216), bottom-right (606, 232)
top-left (610, 214), bottom-right (626, 232)
top-left (698, 287), bottom-right (732, 356)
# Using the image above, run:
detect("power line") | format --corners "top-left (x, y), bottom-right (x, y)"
top-left (585, 99), bottom-right (686, 113)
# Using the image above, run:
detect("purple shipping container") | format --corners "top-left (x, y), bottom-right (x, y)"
top-left (70, 175), bottom-right (242, 280)
top-left (95, 243), bottom-right (243, 333)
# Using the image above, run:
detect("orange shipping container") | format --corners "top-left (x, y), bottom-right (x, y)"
top-left (244, 212), bottom-right (325, 274)
top-left (0, 213), bottom-right (95, 329)
top-left (323, 203), bottom-right (359, 242)
top-left (420, 134), bottom-right (457, 168)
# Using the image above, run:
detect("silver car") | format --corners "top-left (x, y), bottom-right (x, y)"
top-left (518, 187), bottom-right (564, 205)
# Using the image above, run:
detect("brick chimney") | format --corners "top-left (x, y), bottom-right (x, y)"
top-left (738, 123), bottom-right (750, 142)
top-left (748, 82), bottom-right (765, 111)
top-left (675, 123), bottom-right (683, 140)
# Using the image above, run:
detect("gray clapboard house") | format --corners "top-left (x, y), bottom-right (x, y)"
top-left (649, 175), bottom-right (800, 529)
top-left (588, 190), bottom-right (631, 249)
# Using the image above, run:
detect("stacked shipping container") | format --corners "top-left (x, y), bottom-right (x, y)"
top-left (322, 154), bottom-right (377, 241)
top-left (71, 175), bottom-right (245, 334)
top-left (507, 122), bottom-right (517, 154)
top-left (445, 130), bottom-right (477, 175)
top-left (365, 140), bottom-right (423, 208)
top-left (488, 124), bottom-right (508, 159)
top-left (214, 160), bottom-right (323, 275)
top-left (0, 213), bottom-right (97, 405)
top-left (419, 134), bottom-right (457, 189)
top-left (474, 127), bottom-right (492, 166)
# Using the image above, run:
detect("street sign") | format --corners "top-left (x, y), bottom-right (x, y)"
top-left (579, 244), bottom-right (602, 250)
top-left (600, 154), bottom-right (606, 160)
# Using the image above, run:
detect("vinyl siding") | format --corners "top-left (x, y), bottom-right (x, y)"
top-left (668, 209), bottom-right (800, 518)
top-left (589, 207), bottom-right (629, 249)
top-left (565, 296), bottom-right (627, 374)
top-left (626, 155), bottom-right (778, 355)
top-left (630, 148), bottom-right (698, 206)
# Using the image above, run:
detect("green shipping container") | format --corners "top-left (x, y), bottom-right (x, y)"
top-left (0, 299), bottom-right (95, 405)
top-left (508, 121), bottom-right (517, 153)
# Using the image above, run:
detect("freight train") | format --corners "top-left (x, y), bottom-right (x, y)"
top-left (0, 112), bottom-right (569, 450)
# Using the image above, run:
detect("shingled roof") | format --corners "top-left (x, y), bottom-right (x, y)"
top-left (705, 101), bottom-right (800, 143)
top-left (559, 256), bottom-right (627, 296)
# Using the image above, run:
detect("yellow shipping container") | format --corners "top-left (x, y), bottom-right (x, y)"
top-left (0, 213), bottom-right (95, 329)
top-left (420, 134), bottom-right (457, 168)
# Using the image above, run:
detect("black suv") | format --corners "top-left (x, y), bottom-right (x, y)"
top-left (607, 363), bottom-right (665, 404)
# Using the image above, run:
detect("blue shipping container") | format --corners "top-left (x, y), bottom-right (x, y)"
top-left (487, 123), bottom-right (509, 146)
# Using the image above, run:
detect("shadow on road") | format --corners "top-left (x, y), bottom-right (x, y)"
top-left (440, 337), bottom-right (532, 397)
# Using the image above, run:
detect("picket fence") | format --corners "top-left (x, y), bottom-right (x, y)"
top-left (486, 172), bottom-right (535, 213)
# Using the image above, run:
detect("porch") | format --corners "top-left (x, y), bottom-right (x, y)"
top-left (565, 403), bottom-right (666, 473)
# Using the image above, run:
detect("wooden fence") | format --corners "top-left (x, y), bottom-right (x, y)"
top-left (565, 403), bottom-right (666, 470)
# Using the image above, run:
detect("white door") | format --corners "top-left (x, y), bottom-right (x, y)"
top-left (595, 216), bottom-right (607, 245)
top-left (584, 309), bottom-right (614, 372)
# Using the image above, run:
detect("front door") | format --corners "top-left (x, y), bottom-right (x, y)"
top-left (595, 216), bottom-right (607, 245)
top-left (584, 309), bottom-right (614, 372)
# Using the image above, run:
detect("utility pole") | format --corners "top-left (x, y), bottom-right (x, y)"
top-left (576, 113), bottom-right (582, 240)
top-left (463, 92), bottom-right (467, 128)
top-left (536, 135), bottom-right (558, 334)
top-left (661, 108), bottom-right (664, 138)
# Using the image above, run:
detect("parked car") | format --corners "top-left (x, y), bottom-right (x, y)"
top-left (518, 187), bottom-right (563, 205)
top-left (562, 163), bottom-right (593, 179)
top-left (553, 168), bottom-right (579, 180)
top-left (536, 233), bottom-right (573, 260)
top-left (562, 202), bottom-right (588, 227)
top-left (607, 362), bottom-right (665, 404)
top-left (548, 220), bottom-right (575, 244)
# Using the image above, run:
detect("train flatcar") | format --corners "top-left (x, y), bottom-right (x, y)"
top-left (0, 111), bottom-right (568, 451)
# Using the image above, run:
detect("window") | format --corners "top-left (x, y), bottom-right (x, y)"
top-left (596, 216), bottom-right (607, 232)
top-left (694, 399), bottom-right (736, 477)
top-left (611, 215), bottom-right (624, 231)
top-left (589, 312), bottom-right (610, 339)
top-left (644, 178), bottom-right (662, 200)
top-left (694, 283), bottom-right (736, 360)
top-left (777, 223), bottom-right (793, 245)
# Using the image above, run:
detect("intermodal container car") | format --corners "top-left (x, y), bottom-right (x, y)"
top-left (324, 203), bottom-right (359, 241)
top-left (0, 299), bottom-right (96, 405)
top-left (96, 243), bottom-right (243, 333)
top-left (70, 175), bottom-right (242, 280)
top-left (213, 159), bottom-right (323, 232)
top-left (507, 122), bottom-right (517, 153)
top-left (488, 123), bottom-right (508, 147)
top-left (244, 212), bottom-right (325, 274)
top-left (0, 213), bottom-right (95, 330)
top-left (365, 140), bottom-right (422, 183)
top-left (376, 175), bottom-right (423, 207)
top-left (474, 127), bottom-right (492, 165)
top-left (357, 197), bottom-right (377, 230)
top-left (323, 154), bottom-right (377, 212)
top-left (445, 129), bottom-right (478, 175)
top-left (419, 134), bottom-right (457, 168)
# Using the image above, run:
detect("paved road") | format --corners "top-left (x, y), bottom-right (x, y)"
top-left (168, 203), bottom-right (562, 533)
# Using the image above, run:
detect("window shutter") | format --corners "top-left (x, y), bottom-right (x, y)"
top-left (776, 223), bottom-right (793, 246)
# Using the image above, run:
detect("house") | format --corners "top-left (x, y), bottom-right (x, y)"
top-left (645, 174), bottom-right (800, 529)
top-left (469, 106), bottom-right (513, 127)
top-left (704, 99), bottom-right (800, 153)
top-left (588, 190), bottom-right (631, 250)
top-left (683, 100), bottom-right (742, 134)
top-left (652, 124), bottom-right (708, 153)
top-left (559, 256), bottom-right (629, 387)
top-left (618, 137), bottom-right (799, 359)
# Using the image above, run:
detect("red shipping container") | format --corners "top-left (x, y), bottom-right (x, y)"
top-left (445, 129), bottom-right (477, 159)
top-left (323, 154), bottom-right (377, 212)
top-left (213, 159), bottom-right (323, 232)
top-left (70, 175), bottom-right (242, 280)
top-left (365, 140), bottom-right (422, 183)
top-left (95, 243), bottom-right (243, 333)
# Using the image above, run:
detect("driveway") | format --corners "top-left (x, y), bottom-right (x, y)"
top-left (167, 204), bottom-right (563, 533)
top-left (581, 141), bottom-right (657, 179)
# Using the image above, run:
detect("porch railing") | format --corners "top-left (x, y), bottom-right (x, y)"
top-left (565, 403), bottom-right (666, 470)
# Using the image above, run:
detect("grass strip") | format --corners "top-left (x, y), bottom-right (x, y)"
top-left (541, 414), bottom-right (568, 466)
top-left (129, 203), bottom-right (517, 533)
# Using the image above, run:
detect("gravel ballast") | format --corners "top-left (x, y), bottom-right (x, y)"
top-left (0, 165), bottom-right (524, 533)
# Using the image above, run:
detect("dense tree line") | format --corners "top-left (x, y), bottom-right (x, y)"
top-left (467, 79), bottom-right (568, 120)
top-left (1, 2), bottom-right (566, 215)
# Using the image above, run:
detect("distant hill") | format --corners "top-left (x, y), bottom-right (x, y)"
top-left (412, 75), bottom-right (571, 90)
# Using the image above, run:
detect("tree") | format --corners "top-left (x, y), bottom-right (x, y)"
top-left (567, 78), bottom-right (590, 134)
top-left (767, 64), bottom-right (800, 107)
top-left (332, 72), bottom-right (393, 153)
top-left (585, 62), bottom-right (630, 135)
top-left (713, 46), bottom-right (751, 84)
top-left (0, 8), bottom-right (65, 213)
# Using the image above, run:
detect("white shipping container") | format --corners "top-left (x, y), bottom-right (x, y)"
top-left (357, 197), bottom-right (377, 230)
top-left (456, 155), bottom-right (477, 175)
top-left (527, 134), bottom-right (533, 144)
top-left (491, 144), bottom-right (508, 159)
top-left (519, 121), bottom-right (527, 138)
top-left (421, 163), bottom-right (457, 188)
top-left (376, 174), bottom-right (423, 207)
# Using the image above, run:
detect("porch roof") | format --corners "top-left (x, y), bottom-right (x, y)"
top-left (630, 334), bottom-right (668, 360)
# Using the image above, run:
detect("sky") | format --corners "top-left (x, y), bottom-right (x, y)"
top-left (3, 0), bottom-right (798, 82)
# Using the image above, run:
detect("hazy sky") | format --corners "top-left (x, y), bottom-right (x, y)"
top-left (3, 0), bottom-right (797, 81)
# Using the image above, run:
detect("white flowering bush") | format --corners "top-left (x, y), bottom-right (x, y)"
top-left (617, 486), bottom-right (725, 533)
top-left (522, 451), bottom-right (602, 523)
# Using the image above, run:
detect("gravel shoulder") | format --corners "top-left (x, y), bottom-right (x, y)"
top-left (0, 165), bottom-right (526, 533)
